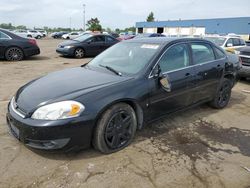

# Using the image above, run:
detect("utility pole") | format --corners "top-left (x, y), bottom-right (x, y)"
top-left (83, 4), bottom-right (86, 31)
top-left (69, 17), bottom-right (72, 30)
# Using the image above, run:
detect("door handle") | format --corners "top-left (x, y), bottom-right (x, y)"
top-left (185, 73), bottom-right (191, 76)
top-left (217, 64), bottom-right (221, 67)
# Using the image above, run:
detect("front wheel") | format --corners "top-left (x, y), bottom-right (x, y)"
top-left (74, 48), bottom-right (85, 58)
top-left (209, 78), bottom-right (232, 109)
top-left (5, 47), bottom-right (24, 61)
top-left (93, 103), bottom-right (137, 154)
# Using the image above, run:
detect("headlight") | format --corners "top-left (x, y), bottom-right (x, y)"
top-left (31, 101), bottom-right (85, 120)
top-left (234, 50), bottom-right (240, 55)
top-left (64, 46), bottom-right (73, 49)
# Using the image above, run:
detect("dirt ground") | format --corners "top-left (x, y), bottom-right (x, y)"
top-left (0, 39), bottom-right (250, 188)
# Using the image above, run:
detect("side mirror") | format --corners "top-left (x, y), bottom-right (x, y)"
top-left (160, 74), bottom-right (171, 92)
top-left (227, 43), bottom-right (233, 47)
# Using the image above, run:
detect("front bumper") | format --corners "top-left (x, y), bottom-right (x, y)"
top-left (6, 102), bottom-right (95, 151)
top-left (56, 47), bottom-right (74, 56)
top-left (238, 65), bottom-right (250, 78)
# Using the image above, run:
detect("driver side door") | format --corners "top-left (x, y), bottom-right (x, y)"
top-left (147, 43), bottom-right (197, 120)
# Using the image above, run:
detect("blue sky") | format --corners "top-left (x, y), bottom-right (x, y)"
top-left (0, 0), bottom-right (249, 29)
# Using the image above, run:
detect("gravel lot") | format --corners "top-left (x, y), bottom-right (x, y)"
top-left (0, 39), bottom-right (250, 188)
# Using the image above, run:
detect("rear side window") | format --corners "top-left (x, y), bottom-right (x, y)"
top-left (191, 43), bottom-right (215, 64)
top-left (106, 36), bottom-right (116, 42)
top-left (159, 43), bottom-right (190, 72)
top-left (226, 38), bottom-right (233, 47)
top-left (0, 31), bottom-right (10, 39)
top-left (233, 38), bottom-right (241, 46)
top-left (214, 47), bottom-right (226, 59)
top-left (240, 39), bottom-right (246, 45)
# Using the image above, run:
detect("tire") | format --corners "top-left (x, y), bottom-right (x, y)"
top-left (74, 48), bottom-right (85, 58)
top-left (67, 37), bottom-right (70, 39)
top-left (37, 35), bottom-right (41, 39)
top-left (209, 78), bottom-right (232, 109)
top-left (27, 35), bottom-right (32, 38)
top-left (5, 47), bottom-right (24, 61)
top-left (93, 103), bottom-right (137, 154)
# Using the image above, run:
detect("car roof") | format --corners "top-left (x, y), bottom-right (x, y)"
top-left (125, 37), bottom-right (210, 45)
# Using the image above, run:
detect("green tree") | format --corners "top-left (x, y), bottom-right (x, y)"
top-left (147, 12), bottom-right (155, 22)
top-left (16, 25), bottom-right (27, 30)
top-left (86, 18), bottom-right (102, 31)
top-left (0, 23), bottom-right (14, 29)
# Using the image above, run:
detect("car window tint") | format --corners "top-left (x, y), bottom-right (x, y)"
top-left (191, 43), bottom-right (215, 64)
top-left (0, 31), bottom-right (10, 39)
top-left (226, 38), bottom-right (233, 46)
top-left (214, 47), bottom-right (226, 59)
top-left (240, 39), bottom-right (246, 45)
top-left (159, 44), bottom-right (190, 72)
top-left (106, 36), bottom-right (115, 42)
top-left (94, 36), bottom-right (105, 42)
top-left (233, 38), bottom-right (241, 46)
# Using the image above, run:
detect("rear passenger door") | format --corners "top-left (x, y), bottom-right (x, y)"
top-left (0, 31), bottom-right (10, 58)
top-left (191, 42), bottom-right (224, 103)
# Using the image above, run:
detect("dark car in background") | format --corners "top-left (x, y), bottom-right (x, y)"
top-left (7, 38), bottom-right (239, 153)
top-left (134, 33), bottom-right (166, 39)
top-left (56, 33), bottom-right (119, 58)
top-left (0, 29), bottom-right (40, 61)
top-left (51, 32), bottom-right (68, 39)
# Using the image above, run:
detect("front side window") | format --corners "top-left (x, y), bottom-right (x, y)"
top-left (106, 36), bottom-right (116, 42)
top-left (191, 43), bottom-right (215, 64)
top-left (240, 39), bottom-right (246, 45)
top-left (214, 47), bottom-right (226, 59)
top-left (226, 38), bottom-right (233, 47)
top-left (159, 43), bottom-right (190, 72)
top-left (0, 31), bottom-right (10, 39)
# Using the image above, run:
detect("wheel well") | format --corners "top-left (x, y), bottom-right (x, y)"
top-left (94, 100), bottom-right (144, 131)
top-left (224, 74), bottom-right (235, 87)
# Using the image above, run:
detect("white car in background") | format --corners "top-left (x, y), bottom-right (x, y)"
top-left (27, 30), bottom-right (43, 39)
top-left (14, 30), bottom-right (43, 39)
top-left (205, 35), bottom-right (246, 53)
top-left (62, 32), bottom-right (80, 39)
top-left (37, 30), bottom-right (48, 37)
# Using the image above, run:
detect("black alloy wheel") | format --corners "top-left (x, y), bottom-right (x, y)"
top-left (210, 78), bottom-right (232, 109)
top-left (5, 47), bottom-right (24, 61)
top-left (93, 103), bottom-right (137, 153)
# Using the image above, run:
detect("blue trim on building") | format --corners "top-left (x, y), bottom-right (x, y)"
top-left (136, 17), bottom-right (250, 34)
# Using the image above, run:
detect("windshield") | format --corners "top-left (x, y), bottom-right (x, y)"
top-left (74, 33), bottom-right (92, 42)
top-left (88, 42), bottom-right (161, 75)
top-left (205, 37), bottom-right (226, 46)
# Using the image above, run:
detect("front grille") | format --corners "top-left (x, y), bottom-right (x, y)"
top-left (240, 57), bottom-right (250, 66)
top-left (240, 51), bottom-right (250, 56)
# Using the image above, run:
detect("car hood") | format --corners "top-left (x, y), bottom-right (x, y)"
top-left (237, 46), bottom-right (250, 53)
top-left (59, 40), bottom-right (79, 47)
top-left (15, 67), bottom-right (132, 113)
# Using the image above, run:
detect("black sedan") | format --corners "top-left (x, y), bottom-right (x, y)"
top-left (56, 34), bottom-right (119, 58)
top-left (6, 38), bottom-right (237, 153)
top-left (0, 29), bottom-right (40, 61)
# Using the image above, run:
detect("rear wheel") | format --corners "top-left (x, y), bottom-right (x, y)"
top-left (93, 103), bottom-right (137, 154)
top-left (74, 48), bottom-right (85, 58)
top-left (210, 78), bottom-right (232, 109)
top-left (5, 47), bottom-right (24, 61)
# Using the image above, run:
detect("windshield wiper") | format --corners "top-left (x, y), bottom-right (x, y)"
top-left (99, 64), bottom-right (122, 76)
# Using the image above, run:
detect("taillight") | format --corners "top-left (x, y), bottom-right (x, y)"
top-left (28, 39), bottom-right (37, 46)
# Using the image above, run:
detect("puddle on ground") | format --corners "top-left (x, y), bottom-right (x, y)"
top-left (138, 119), bottom-right (250, 161)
